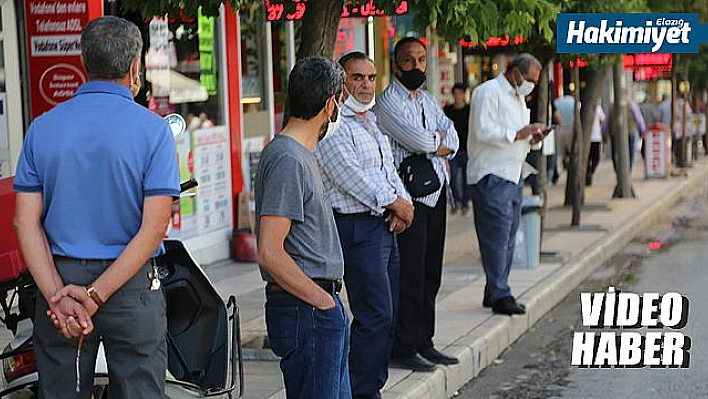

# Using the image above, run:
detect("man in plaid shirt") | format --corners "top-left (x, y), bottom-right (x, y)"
top-left (315, 51), bottom-right (413, 399)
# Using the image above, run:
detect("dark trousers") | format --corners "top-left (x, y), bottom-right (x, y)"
top-left (587, 142), bottom-right (601, 182)
top-left (470, 175), bottom-right (523, 302)
top-left (392, 191), bottom-right (447, 357)
top-left (335, 213), bottom-right (399, 399)
top-left (35, 258), bottom-right (167, 399)
top-left (449, 151), bottom-right (470, 208)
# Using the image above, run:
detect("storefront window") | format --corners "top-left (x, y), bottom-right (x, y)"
top-left (240, 5), bottom-right (268, 114)
top-left (143, 12), bottom-right (222, 127)
top-left (333, 18), bottom-right (367, 59)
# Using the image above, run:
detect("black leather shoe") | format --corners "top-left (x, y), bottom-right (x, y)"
top-left (390, 355), bottom-right (436, 372)
top-left (485, 295), bottom-right (526, 310)
top-left (419, 347), bottom-right (459, 365)
top-left (492, 296), bottom-right (526, 315)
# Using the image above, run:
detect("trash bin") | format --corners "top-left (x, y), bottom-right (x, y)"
top-left (512, 195), bottom-right (542, 269)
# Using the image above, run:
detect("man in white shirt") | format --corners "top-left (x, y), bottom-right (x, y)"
top-left (467, 53), bottom-right (547, 315)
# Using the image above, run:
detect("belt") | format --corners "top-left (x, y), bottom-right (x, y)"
top-left (333, 211), bottom-right (389, 219)
top-left (53, 255), bottom-right (156, 267)
top-left (267, 278), bottom-right (343, 295)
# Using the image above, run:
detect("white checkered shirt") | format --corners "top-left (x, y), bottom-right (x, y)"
top-left (315, 104), bottom-right (411, 216)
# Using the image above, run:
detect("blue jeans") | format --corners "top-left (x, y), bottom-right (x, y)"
top-left (265, 287), bottom-right (351, 399)
top-left (469, 174), bottom-right (523, 302)
top-left (335, 213), bottom-right (399, 399)
top-left (450, 152), bottom-right (470, 209)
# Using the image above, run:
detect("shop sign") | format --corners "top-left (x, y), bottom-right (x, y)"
top-left (437, 57), bottom-right (455, 107)
top-left (624, 53), bottom-right (672, 71)
top-left (459, 35), bottom-right (526, 48)
top-left (265, 0), bottom-right (408, 21)
top-left (198, 9), bottom-right (217, 95)
top-left (25, 0), bottom-right (96, 118)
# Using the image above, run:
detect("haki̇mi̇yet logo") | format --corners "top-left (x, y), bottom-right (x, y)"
top-left (557, 13), bottom-right (708, 53)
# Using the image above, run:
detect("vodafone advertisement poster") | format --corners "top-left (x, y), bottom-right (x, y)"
top-left (25, 1), bottom-right (102, 118)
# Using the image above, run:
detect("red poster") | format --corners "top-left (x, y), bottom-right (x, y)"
top-left (25, 0), bottom-right (103, 118)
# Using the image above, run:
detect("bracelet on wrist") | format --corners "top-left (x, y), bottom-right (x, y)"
top-left (86, 285), bottom-right (105, 308)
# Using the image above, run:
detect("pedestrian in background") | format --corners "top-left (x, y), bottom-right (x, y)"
top-left (444, 83), bottom-right (471, 215)
top-left (14, 16), bottom-right (180, 398)
top-left (553, 91), bottom-right (576, 173)
top-left (255, 57), bottom-right (351, 399)
top-left (604, 96), bottom-right (646, 171)
top-left (586, 103), bottom-right (606, 186)
top-left (374, 37), bottom-right (460, 372)
top-left (316, 51), bottom-right (413, 399)
top-left (467, 53), bottom-right (547, 315)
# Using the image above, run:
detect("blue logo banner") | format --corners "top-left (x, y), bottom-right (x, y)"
top-left (557, 13), bottom-right (708, 54)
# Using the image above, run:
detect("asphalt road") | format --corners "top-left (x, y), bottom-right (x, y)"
top-left (457, 182), bottom-right (708, 399)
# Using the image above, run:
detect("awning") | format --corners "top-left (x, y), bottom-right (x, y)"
top-left (146, 69), bottom-right (209, 104)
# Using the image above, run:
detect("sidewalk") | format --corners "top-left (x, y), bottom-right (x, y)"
top-left (208, 157), bottom-right (708, 399)
top-left (2, 158), bottom-right (703, 398)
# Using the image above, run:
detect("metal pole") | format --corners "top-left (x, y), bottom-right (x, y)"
top-left (264, 21), bottom-right (276, 136)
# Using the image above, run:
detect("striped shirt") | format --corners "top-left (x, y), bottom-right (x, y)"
top-left (373, 78), bottom-right (458, 207)
top-left (315, 104), bottom-right (411, 215)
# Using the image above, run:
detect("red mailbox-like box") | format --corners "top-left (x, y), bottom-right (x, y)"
top-left (0, 177), bottom-right (28, 283)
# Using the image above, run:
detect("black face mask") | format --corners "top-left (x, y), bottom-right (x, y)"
top-left (396, 67), bottom-right (426, 90)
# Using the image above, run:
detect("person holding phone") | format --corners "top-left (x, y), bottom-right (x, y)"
top-left (467, 53), bottom-right (547, 315)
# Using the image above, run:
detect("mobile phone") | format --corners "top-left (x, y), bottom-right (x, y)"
top-left (543, 124), bottom-right (559, 134)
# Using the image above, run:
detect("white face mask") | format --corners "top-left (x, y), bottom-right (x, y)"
top-left (515, 71), bottom-right (535, 97)
top-left (321, 101), bottom-right (342, 142)
top-left (344, 88), bottom-right (376, 113)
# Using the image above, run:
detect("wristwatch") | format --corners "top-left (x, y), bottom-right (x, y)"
top-left (86, 285), bottom-right (105, 308)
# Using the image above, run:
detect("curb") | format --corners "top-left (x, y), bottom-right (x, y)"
top-left (392, 167), bottom-right (708, 399)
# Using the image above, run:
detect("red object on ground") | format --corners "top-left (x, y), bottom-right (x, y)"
top-left (0, 177), bottom-right (28, 283)
top-left (231, 229), bottom-right (258, 263)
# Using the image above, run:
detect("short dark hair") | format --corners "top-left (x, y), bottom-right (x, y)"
top-left (452, 83), bottom-right (467, 93)
top-left (287, 57), bottom-right (345, 121)
top-left (507, 53), bottom-right (542, 75)
top-left (393, 37), bottom-right (426, 63)
top-left (337, 50), bottom-right (372, 70)
top-left (81, 16), bottom-right (142, 80)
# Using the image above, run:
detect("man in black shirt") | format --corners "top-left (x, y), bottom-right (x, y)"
top-left (443, 83), bottom-right (471, 214)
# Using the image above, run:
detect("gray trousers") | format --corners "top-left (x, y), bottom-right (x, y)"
top-left (34, 257), bottom-right (167, 399)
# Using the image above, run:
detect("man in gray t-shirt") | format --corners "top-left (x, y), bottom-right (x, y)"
top-left (254, 57), bottom-right (351, 399)
top-left (255, 134), bottom-right (343, 282)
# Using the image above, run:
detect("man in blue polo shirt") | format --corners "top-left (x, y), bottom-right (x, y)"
top-left (13, 16), bottom-right (179, 398)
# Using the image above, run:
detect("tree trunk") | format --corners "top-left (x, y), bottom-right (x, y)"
top-left (678, 59), bottom-right (692, 167)
top-left (533, 62), bottom-right (550, 203)
top-left (563, 67), bottom-right (609, 211)
top-left (568, 65), bottom-right (582, 225)
top-left (612, 60), bottom-right (632, 198)
top-left (296, 0), bottom-right (344, 59)
top-left (578, 68), bottom-right (608, 186)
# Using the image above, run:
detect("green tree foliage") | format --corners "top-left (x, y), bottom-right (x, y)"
top-left (121, 0), bottom-right (560, 57)
top-left (409, 0), bottom-right (558, 45)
